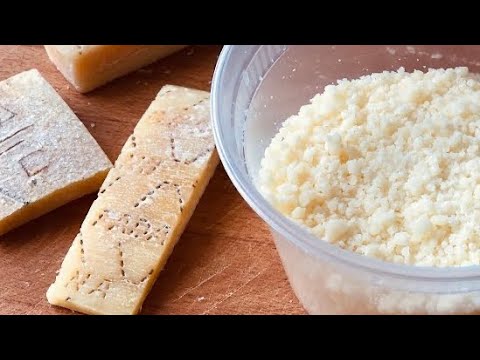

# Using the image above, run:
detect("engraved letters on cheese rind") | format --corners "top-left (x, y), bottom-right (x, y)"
top-left (0, 69), bottom-right (112, 236)
top-left (47, 85), bottom-right (219, 315)
top-left (0, 105), bottom-right (15, 126)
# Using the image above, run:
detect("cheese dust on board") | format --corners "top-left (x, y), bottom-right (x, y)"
top-left (0, 69), bottom-right (112, 237)
top-left (47, 85), bottom-right (219, 315)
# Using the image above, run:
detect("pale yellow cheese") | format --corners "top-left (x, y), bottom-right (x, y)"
top-left (45, 45), bottom-right (188, 93)
top-left (47, 85), bottom-right (219, 315)
top-left (0, 69), bottom-right (112, 237)
top-left (258, 66), bottom-right (480, 267)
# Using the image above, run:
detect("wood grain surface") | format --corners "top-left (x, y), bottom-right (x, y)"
top-left (0, 45), bottom-right (305, 315)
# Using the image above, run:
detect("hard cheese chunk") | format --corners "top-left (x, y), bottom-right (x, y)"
top-left (45, 45), bottom-right (187, 93)
top-left (0, 69), bottom-right (112, 236)
top-left (47, 85), bottom-right (219, 315)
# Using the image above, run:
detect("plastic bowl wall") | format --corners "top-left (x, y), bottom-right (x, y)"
top-left (211, 45), bottom-right (480, 314)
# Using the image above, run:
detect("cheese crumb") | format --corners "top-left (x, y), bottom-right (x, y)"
top-left (325, 219), bottom-right (350, 243)
top-left (258, 67), bottom-right (480, 267)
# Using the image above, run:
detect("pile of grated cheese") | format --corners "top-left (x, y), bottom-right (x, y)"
top-left (258, 67), bottom-right (480, 267)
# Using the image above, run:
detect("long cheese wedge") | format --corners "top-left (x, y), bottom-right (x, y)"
top-left (47, 85), bottom-right (219, 315)
top-left (0, 69), bottom-right (112, 237)
top-left (45, 45), bottom-right (188, 93)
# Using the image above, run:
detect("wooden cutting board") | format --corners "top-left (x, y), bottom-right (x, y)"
top-left (0, 45), bottom-right (305, 315)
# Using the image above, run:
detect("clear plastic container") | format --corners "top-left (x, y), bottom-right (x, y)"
top-left (211, 45), bottom-right (480, 314)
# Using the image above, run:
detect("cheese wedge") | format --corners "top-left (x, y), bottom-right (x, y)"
top-left (45, 45), bottom-right (188, 93)
top-left (0, 69), bottom-right (112, 237)
top-left (47, 85), bottom-right (219, 315)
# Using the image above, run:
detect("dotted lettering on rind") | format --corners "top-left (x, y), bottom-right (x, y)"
top-left (93, 210), bottom-right (170, 244)
top-left (58, 89), bottom-right (213, 305)
top-left (184, 98), bottom-right (208, 111)
top-left (63, 268), bottom-right (153, 301)
top-left (118, 155), bottom-right (162, 176)
top-left (169, 138), bottom-right (213, 166)
top-left (121, 96), bottom-right (212, 174)
top-left (99, 176), bottom-right (121, 195)
top-left (136, 181), bottom-right (185, 214)
top-left (87, 279), bottom-right (112, 299)
top-left (168, 97), bottom-right (213, 166)
top-left (118, 241), bottom-right (126, 278)
top-left (63, 268), bottom-right (91, 293)
top-left (80, 209), bottom-right (171, 290)
top-left (78, 234), bottom-right (86, 265)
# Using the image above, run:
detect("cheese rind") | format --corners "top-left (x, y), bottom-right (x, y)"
top-left (47, 85), bottom-right (219, 315)
top-left (0, 69), bottom-right (112, 236)
top-left (45, 45), bottom-right (188, 93)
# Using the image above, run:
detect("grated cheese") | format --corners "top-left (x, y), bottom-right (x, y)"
top-left (259, 67), bottom-right (480, 267)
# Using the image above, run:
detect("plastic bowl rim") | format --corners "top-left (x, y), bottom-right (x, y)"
top-left (211, 44), bottom-right (480, 283)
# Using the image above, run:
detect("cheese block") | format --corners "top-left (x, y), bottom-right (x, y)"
top-left (45, 45), bottom-right (188, 93)
top-left (0, 69), bottom-right (112, 237)
top-left (47, 85), bottom-right (219, 315)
